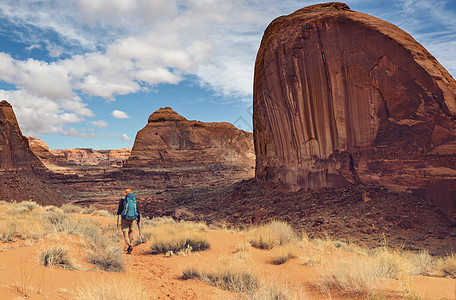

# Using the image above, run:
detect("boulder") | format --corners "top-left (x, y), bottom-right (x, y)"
top-left (125, 107), bottom-right (255, 180)
top-left (0, 101), bottom-right (46, 173)
top-left (253, 2), bottom-right (456, 211)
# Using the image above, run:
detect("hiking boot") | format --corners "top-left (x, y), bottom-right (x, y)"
top-left (127, 245), bottom-right (133, 254)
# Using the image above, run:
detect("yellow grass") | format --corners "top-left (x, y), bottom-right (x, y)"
top-left (75, 278), bottom-right (144, 300)
top-left (247, 221), bottom-right (297, 249)
top-left (182, 256), bottom-right (258, 293)
top-left (317, 257), bottom-right (389, 297)
top-left (147, 222), bottom-right (210, 254)
top-left (272, 243), bottom-right (300, 265)
top-left (436, 253), bottom-right (456, 278)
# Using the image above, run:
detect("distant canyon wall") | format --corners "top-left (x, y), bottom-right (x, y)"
top-left (253, 3), bottom-right (456, 211)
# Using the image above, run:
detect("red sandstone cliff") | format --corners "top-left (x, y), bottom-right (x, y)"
top-left (0, 101), bottom-right (47, 173)
top-left (125, 107), bottom-right (255, 180)
top-left (253, 3), bottom-right (456, 211)
top-left (27, 137), bottom-right (132, 168)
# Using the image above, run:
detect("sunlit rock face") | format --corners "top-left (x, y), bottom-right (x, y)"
top-left (253, 2), bottom-right (456, 211)
top-left (125, 107), bottom-right (255, 180)
top-left (0, 101), bottom-right (46, 173)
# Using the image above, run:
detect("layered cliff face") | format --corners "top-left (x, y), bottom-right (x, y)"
top-left (125, 107), bottom-right (255, 180)
top-left (0, 101), bottom-right (46, 173)
top-left (27, 137), bottom-right (131, 168)
top-left (253, 3), bottom-right (456, 211)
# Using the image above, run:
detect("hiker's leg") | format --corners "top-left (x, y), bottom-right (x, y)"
top-left (128, 229), bottom-right (133, 245)
top-left (122, 230), bottom-right (131, 246)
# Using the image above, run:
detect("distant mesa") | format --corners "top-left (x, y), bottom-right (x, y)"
top-left (253, 2), bottom-right (456, 211)
top-left (126, 107), bottom-right (255, 181)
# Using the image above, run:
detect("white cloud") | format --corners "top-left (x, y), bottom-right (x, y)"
top-left (111, 110), bottom-right (130, 119)
top-left (0, 0), bottom-right (454, 141)
top-left (121, 133), bottom-right (131, 142)
top-left (0, 89), bottom-right (88, 137)
top-left (89, 120), bottom-right (109, 128)
top-left (60, 127), bottom-right (96, 138)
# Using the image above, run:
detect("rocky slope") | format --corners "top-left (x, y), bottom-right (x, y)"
top-left (0, 101), bottom-right (64, 205)
top-left (124, 107), bottom-right (255, 184)
top-left (253, 2), bottom-right (456, 212)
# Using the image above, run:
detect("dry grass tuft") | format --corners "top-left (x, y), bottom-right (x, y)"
top-left (247, 221), bottom-right (297, 250)
top-left (317, 257), bottom-right (388, 297)
top-left (148, 223), bottom-right (210, 255)
top-left (272, 243), bottom-right (299, 265)
top-left (436, 253), bottom-right (456, 278)
top-left (61, 203), bottom-right (83, 214)
top-left (75, 278), bottom-right (144, 299)
top-left (243, 280), bottom-right (305, 300)
top-left (0, 209), bottom-right (45, 241)
top-left (38, 245), bottom-right (77, 270)
top-left (182, 256), bottom-right (258, 293)
top-left (86, 244), bottom-right (125, 272)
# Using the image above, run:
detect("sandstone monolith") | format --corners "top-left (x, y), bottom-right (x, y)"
top-left (253, 2), bottom-right (456, 211)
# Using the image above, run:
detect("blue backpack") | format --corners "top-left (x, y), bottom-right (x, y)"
top-left (121, 193), bottom-right (138, 219)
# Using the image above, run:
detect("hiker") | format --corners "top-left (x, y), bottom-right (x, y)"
top-left (117, 188), bottom-right (140, 254)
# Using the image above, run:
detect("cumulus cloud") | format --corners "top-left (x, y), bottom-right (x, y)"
top-left (60, 127), bottom-right (96, 138)
top-left (89, 120), bottom-right (109, 128)
top-left (0, 0), bottom-right (454, 140)
top-left (111, 110), bottom-right (130, 119)
top-left (120, 133), bottom-right (131, 142)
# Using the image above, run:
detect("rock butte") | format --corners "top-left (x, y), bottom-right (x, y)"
top-left (126, 107), bottom-right (255, 180)
top-left (253, 2), bottom-right (456, 211)
top-left (0, 101), bottom-right (46, 173)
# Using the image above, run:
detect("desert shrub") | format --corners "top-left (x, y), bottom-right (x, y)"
top-left (247, 221), bottom-right (297, 249)
top-left (81, 206), bottom-right (97, 215)
top-left (5, 205), bottom-right (32, 216)
top-left (436, 253), bottom-right (456, 278)
top-left (18, 201), bottom-right (40, 211)
top-left (93, 210), bottom-right (112, 218)
top-left (43, 211), bottom-right (80, 233)
top-left (75, 278), bottom-right (144, 299)
top-left (86, 244), bottom-right (125, 272)
top-left (243, 280), bottom-right (304, 300)
top-left (148, 223), bottom-right (210, 254)
top-left (233, 242), bottom-right (251, 254)
top-left (407, 250), bottom-right (435, 276)
top-left (43, 205), bottom-right (63, 213)
top-left (38, 246), bottom-right (76, 270)
top-left (0, 210), bottom-right (45, 241)
top-left (373, 247), bottom-right (410, 279)
top-left (272, 243), bottom-right (299, 265)
top-left (61, 203), bottom-right (83, 214)
top-left (318, 257), bottom-right (388, 297)
top-left (182, 256), bottom-right (258, 293)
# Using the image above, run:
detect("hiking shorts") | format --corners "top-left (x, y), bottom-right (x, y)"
top-left (120, 218), bottom-right (135, 232)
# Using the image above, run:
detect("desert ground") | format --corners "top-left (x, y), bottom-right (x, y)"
top-left (1, 201), bottom-right (455, 299)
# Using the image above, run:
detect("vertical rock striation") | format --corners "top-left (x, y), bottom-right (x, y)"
top-left (0, 101), bottom-right (46, 173)
top-left (254, 3), bottom-right (456, 211)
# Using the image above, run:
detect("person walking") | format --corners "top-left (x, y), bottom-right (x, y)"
top-left (117, 188), bottom-right (140, 254)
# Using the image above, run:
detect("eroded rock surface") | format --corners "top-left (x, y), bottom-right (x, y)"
top-left (0, 101), bottom-right (46, 173)
top-left (125, 107), bottom-right (255, 183)
top-left (253, 2), bottom-right (456, 211)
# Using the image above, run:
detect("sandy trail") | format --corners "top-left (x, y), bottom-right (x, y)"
top-left (0, 212), bottom-right (455, 299)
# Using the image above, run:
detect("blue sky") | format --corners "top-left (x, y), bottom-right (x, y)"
top-left (0, 0), bottom-right (455, 150)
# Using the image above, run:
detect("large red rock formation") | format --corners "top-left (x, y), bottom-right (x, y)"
top-left (253, 2), bottom-right (456, 211)
top-left (125, 107), bottom-right (254, 180)
top-left (0, 101), bottom-right (46, 173)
